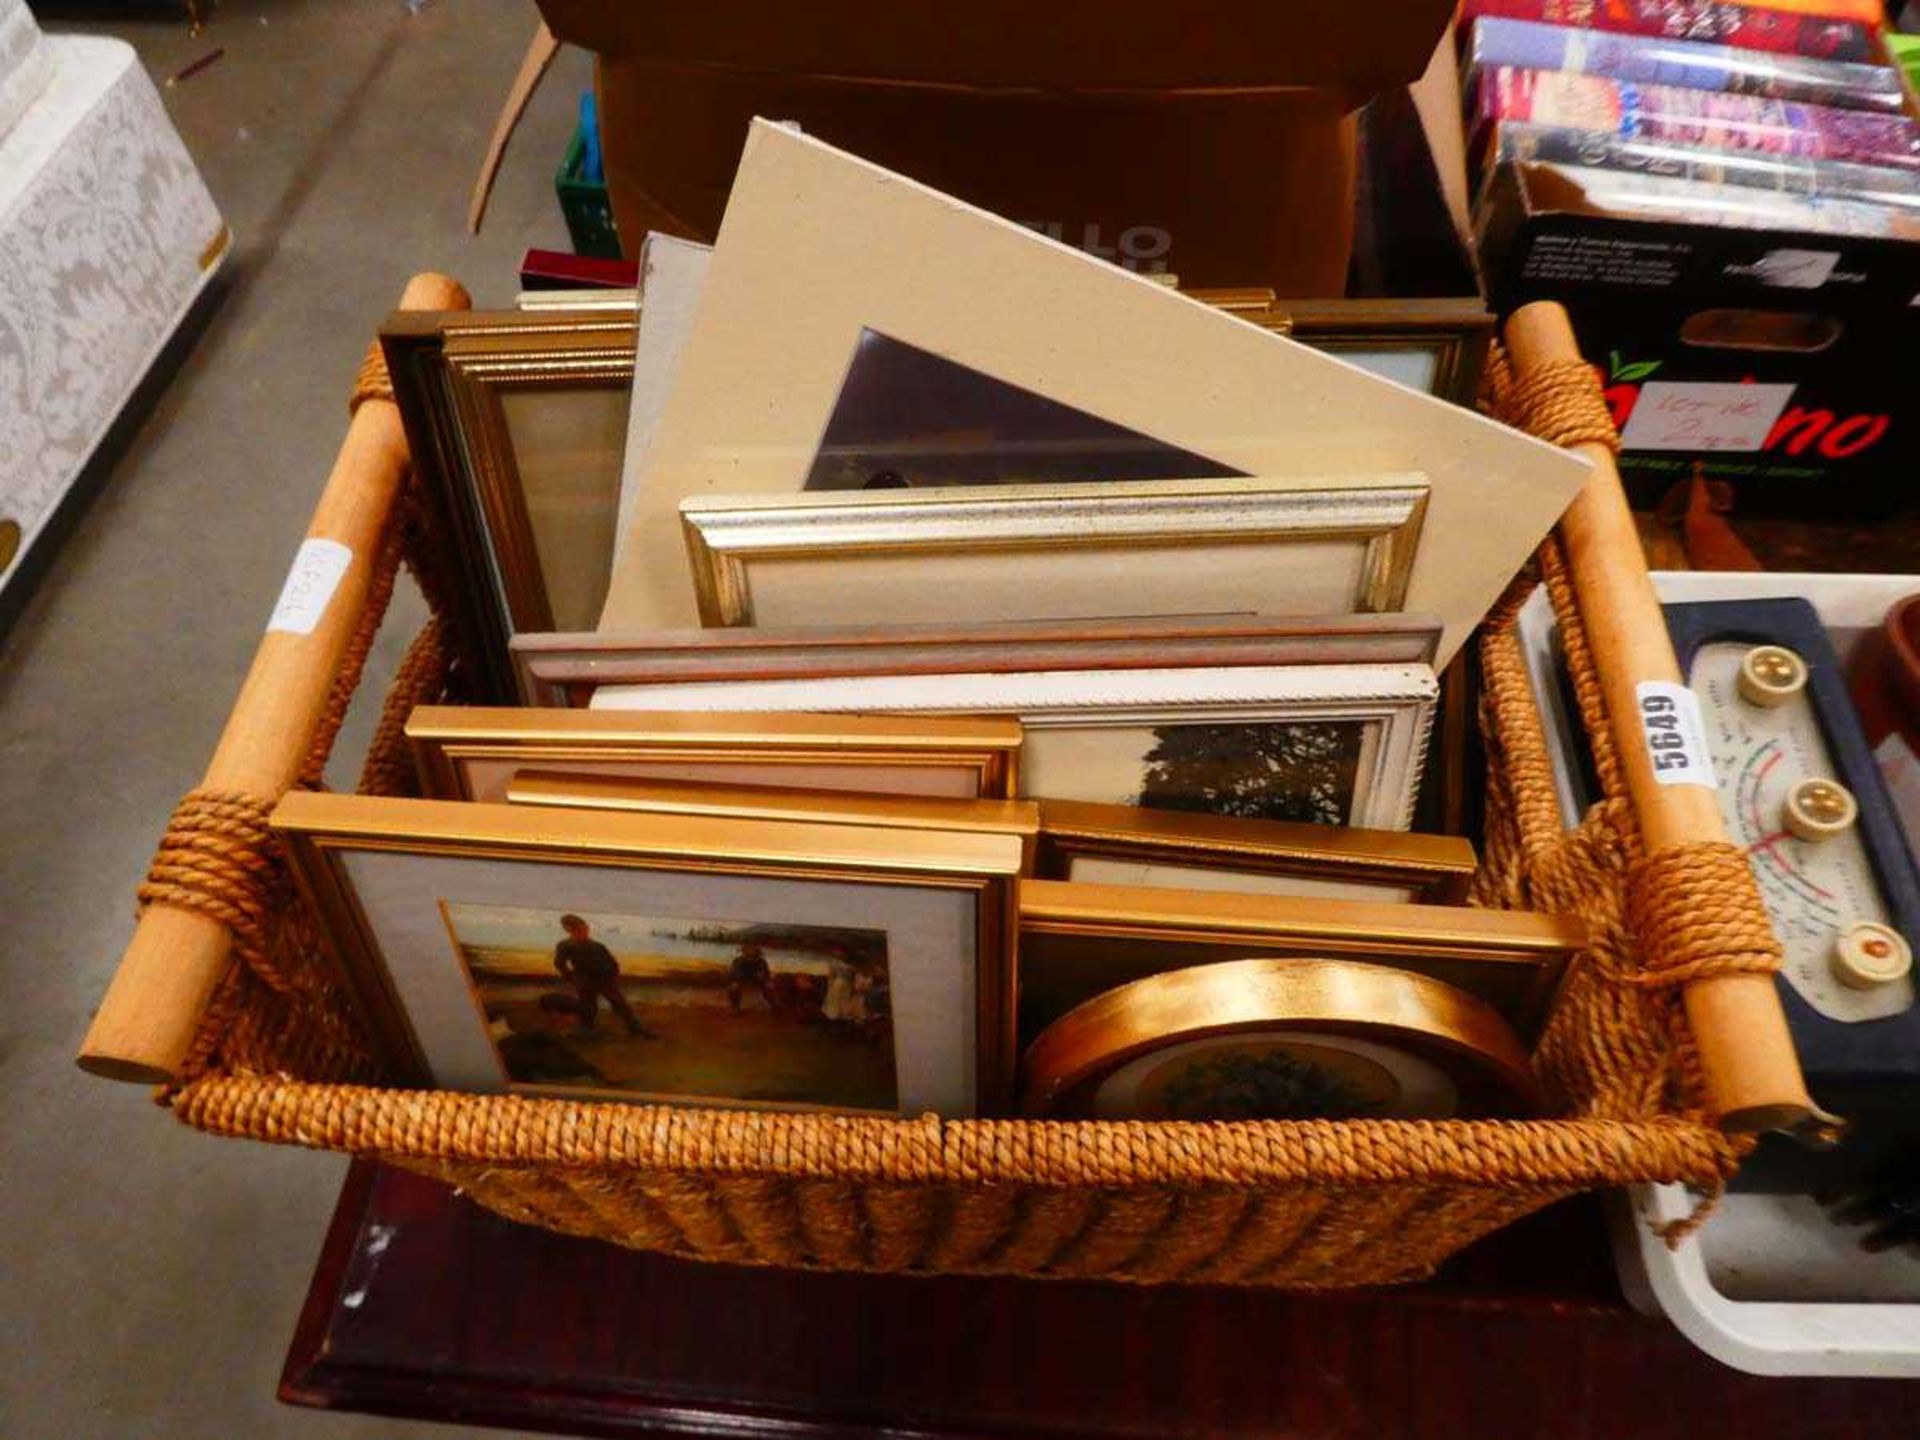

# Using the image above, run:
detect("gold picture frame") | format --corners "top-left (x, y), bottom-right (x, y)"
top-left (1016, 877), bottom-right (1585, 1042)
top-left (1018, 958), bottom-right (1537, 1120)
top-left (381, 307), bottom-right (636, 700)
top-left (273, 791), bottom-right (1025, 1115)
top-left (441, 327), bottom-right (635, 633)
top-left (405, 707), bottom-right (1023, 804)
top-left (1035, 799), bottom-right (1475, 903)
top-left (1191, 292), bottom-right (1494, 408)
top-left (680, 475), bottom-right (1429, 629)
top-left (506, 773), bottom-right (1041, 869)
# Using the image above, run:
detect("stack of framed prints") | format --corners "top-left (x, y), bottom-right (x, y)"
top-left (543, 613), bottom-right (1447, 831)
top-left (381, 307), bottom-right (635, 700)
top-left (270, 697), bottom-right (1575, 1122)
top-left (598, 122), bottom-right (1586, 671)
top-left (272, 759), bottom-right (1584, 1121)
top-left (405, 707), bottom-right (1022, 803)
top-left (386, 128), bottom-right (1579, 702)
top-left (511, 612), bottom-right (1439, 707)
top-left (305, 120), bottom-right (1596, 1125)
top-left (588, 663), bottom-right (1437, 832)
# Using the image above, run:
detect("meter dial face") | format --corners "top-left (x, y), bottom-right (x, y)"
top-left (1691, 641), bottom-right (1913, 1023)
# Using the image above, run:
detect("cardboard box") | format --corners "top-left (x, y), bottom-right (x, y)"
top-left (1477, 161), bottom-right (1920, 514)
top-left (535, 0), bottom-right (1455, 295)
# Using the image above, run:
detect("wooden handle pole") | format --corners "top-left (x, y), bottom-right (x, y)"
top-left (1504, 303), bottom-right (1814, 1134)
top-left (78, 272), bottom-right (470, 1085)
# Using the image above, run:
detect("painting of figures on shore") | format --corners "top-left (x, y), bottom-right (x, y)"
top-left (443, 902), bottom-right (897, 1112)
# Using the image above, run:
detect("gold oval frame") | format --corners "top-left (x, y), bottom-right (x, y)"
top-left (1020, 957), bottom-right (1537, 1120)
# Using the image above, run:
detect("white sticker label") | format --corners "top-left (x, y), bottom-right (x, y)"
top-left (1636, 681), bottom-right (1717, 789)
top-left (1620, 381), bottom-right (1797, 453)
top-left (268, 538), bottom-right (352, 636)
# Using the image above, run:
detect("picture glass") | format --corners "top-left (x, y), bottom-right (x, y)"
top-left (1024, 720), bottom-right (1369, 827)
top-left (1090, 1031), bottom-right (1456, 1121)
top-left (804, 329), bottom-right (1239, 491)
top-left (497, 384), bottom-right (628, 630)
top-left (729, 537), bottom-right (1371, 631)
top-left (445, 902), bottom-right (898, 1110)
top-left (1316, 343), bottom-right (1443, 396)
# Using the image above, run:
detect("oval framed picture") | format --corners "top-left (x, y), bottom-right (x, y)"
top-left (1019, 958), bottom-right (1536, 1121)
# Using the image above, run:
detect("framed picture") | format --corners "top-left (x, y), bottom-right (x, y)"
top-left (272, 792), bottom-right (1024, 1115)
top-left (381, 307), bottom-right (635, 700)
top-left (505, 773), bottom-right (1041, 869)
top-left (510, 612), bottom-right (1443, 708)
top-left (1018, 958), bottom-right (1536, 1121)
top-left (678, 476), bottom-right (1429, 629)
top-left (405, 707), bottom-right (1023, 803)
top-left (590, 663), bottom-right (1437, 831)
top-left (1191, 292), bottom-right (1494, 407)
top-left (1016, 877), bottom-right (1586, 1042)
top-left (598, 120), bottom-right (1588, 671)
top-left (1035, 799), bottom-right (1475, 903)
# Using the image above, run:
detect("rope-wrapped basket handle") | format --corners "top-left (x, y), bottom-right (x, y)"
top-left (78, 273), bottom-right (470, 1087)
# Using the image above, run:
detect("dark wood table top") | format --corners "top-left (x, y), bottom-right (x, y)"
top-left (283, 1162), bottom-right (1915, 1439)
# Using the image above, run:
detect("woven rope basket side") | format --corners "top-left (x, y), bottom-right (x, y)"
top-left (144, 343), bottom-right (1750, 1287)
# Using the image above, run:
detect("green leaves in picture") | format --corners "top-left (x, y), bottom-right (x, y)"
top-left (1156, 1048), bottom-right (1382, 1121)
top-left (1135, 721), bottom-right (1362, 827)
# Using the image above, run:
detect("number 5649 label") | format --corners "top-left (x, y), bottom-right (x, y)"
top-left (1636, 681), bottom-right (1717, 789)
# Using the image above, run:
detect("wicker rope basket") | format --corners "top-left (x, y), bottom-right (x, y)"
top-left (130, 330), bottom-right (1772, 1289)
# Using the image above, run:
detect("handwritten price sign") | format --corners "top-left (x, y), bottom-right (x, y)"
top-left (1619, 381), bottom-right (1797, 453)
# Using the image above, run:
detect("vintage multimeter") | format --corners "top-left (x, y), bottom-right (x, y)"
top-left (1666, 598), bottom-right (1920, 1192)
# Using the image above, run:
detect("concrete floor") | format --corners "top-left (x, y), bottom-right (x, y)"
top-left (1, 4), bottom-right (591, 1435)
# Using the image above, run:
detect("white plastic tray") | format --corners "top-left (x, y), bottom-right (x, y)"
top-left (1522, 570), bottom-right (1920, 1376)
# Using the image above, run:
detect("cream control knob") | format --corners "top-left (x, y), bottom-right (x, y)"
top-left (1739, 645), bottom-right (1809, 708)
top-left (1832, 923), bottom-right (1913, 989)
top-left (1783, 778), bottom-right (1858, 842)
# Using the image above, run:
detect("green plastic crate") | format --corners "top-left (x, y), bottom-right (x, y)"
top-left (1890, 35), bottom-right (1920, 98)
top-left (555, 125), bottom-right (622, 260)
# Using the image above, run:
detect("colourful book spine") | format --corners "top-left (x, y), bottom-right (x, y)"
top-left (1458, 0), bottom-right (1879, 63)
top-left (1466, 17), bottom-right (1906, 112)
top-left (1479, 67), bottom-right (1920, 170)
top-left (1739, 0), bottom-right (1883, 22)
top-left (1490, 120), bottom-right (1920, 209)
